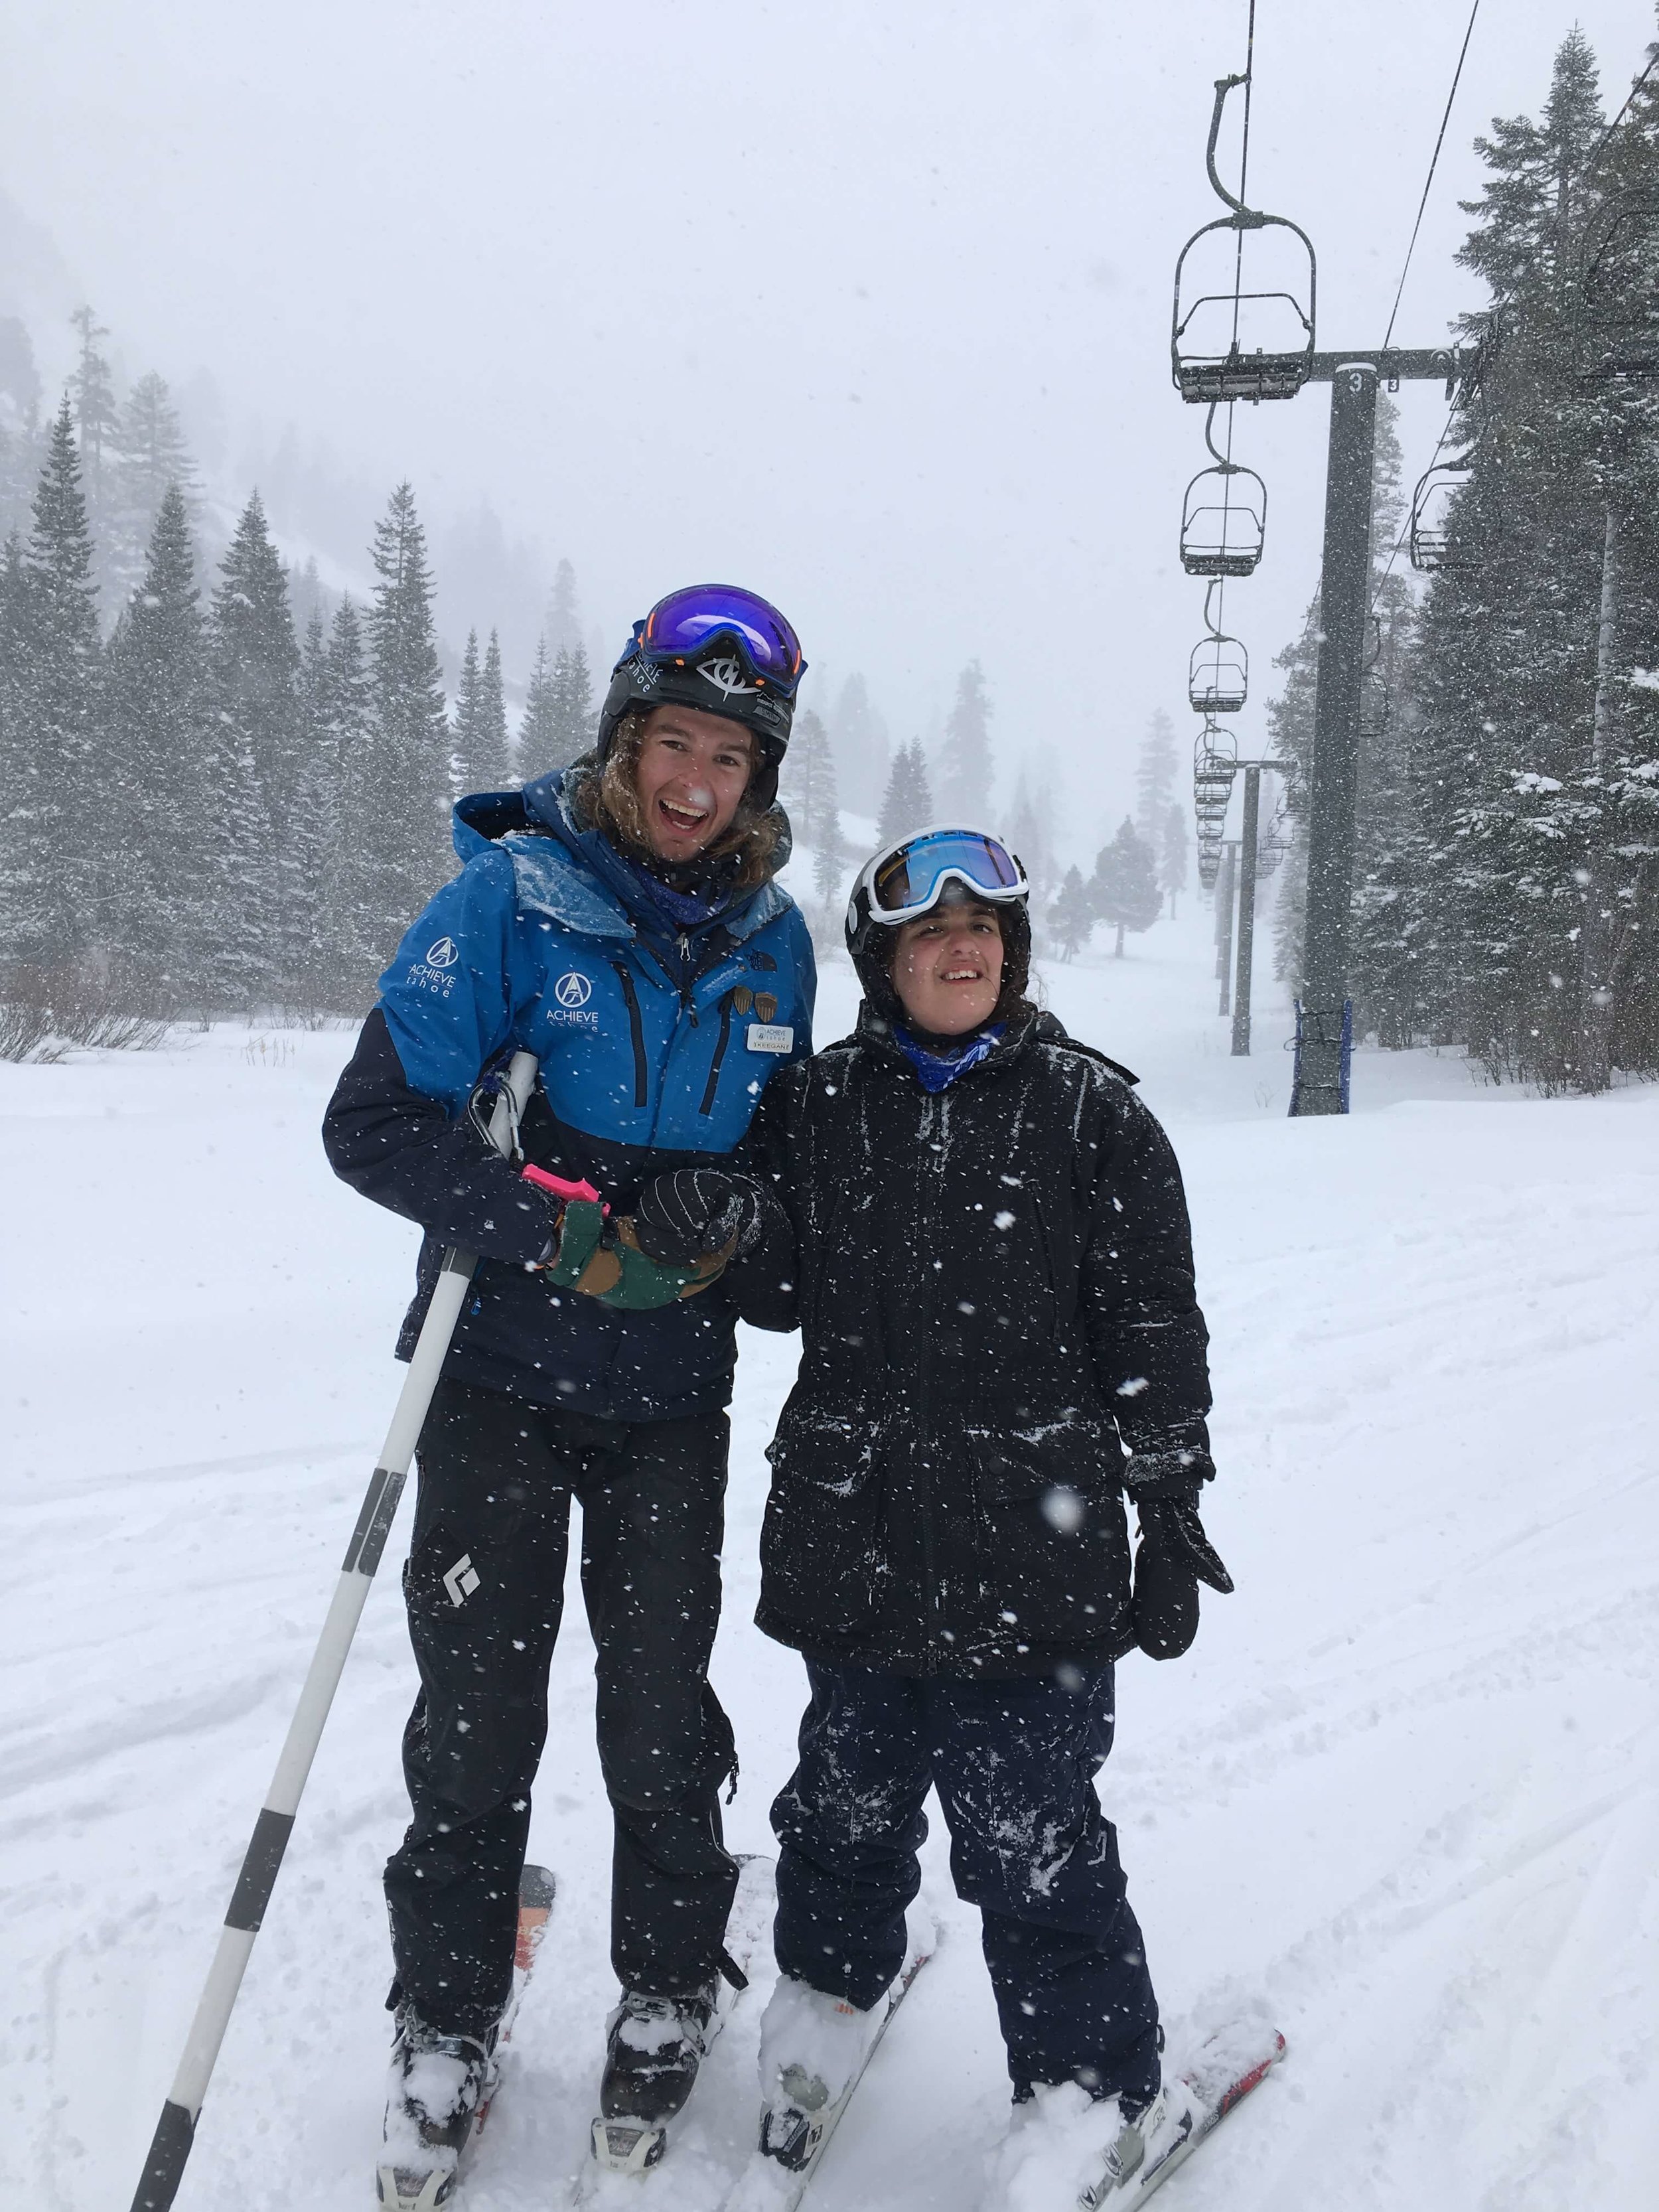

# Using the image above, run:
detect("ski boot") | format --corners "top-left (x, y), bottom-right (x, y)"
top-left (590, 1982), bottom-right (721, 2174)
top-left (989, 2077), bottom-right (1197, 2212)
top-left (376, 2003), bottom-right (498, 2211)
top-left (755, 1974), bottom-right (881, 2172)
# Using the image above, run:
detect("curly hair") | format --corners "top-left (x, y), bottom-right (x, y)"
top-left (572, 709), bottom-right (785, 891)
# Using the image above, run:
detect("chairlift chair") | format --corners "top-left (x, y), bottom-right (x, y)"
top-left (1188, 631), bottom-right (1249, 715)
top-left (1171, 76), bottom-right (1317, 403)
top-left (1575, 190), bottom-right (1659, 380)
top-left (1181, 463), bottom-right (1267, 577)
top-left (1409, 458), bottom-right (1473, 572)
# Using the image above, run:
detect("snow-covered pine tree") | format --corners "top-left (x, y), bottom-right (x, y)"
top-left (451, 627), bottom-right (482, 796)
top-left (1135, 710), bottom-right (1178, 865)
top-left (1048, 865), bottom-right (1094, 960)
top-left (545, 557), bottom-right (581, 652)
top-left (1162, 800), bottom-right (1189, 919)
top-left (108, 372), bottom-right (197, 609)
top-left (1406, 27), bottom-right (1646, 1086)
top-left (320, 593), bottom-right (382, 1005)
top-left (549, 643), bottom-right (593, 767)
top-left (102, 485), bottom-right (212, 1001)
top-left (1092, 817), bottom-right (1161, 956)
top-left (779, 705), bottom-right (845, 912)
top-left (936, 662), bottom-right (994, 820)
top-left (360, 482), bottom-right (452, 961)
top-left (1005, 768), bottom-right (1053, 912)
top-left (519, 633), bottom-right (558, 774)
top-left (477, 630), bottom-right (512, 789)
top-left (833, 672), bottom-right (889, 820)
top-left (210, 490), bottom-right (299, 999)
top-left (287, 606), bottom-right (340, 1007)
top-left (68, 308), bottom-right (120, 595)
top-left (5, 400), bottom-right (102, 966)
top-left (877, 737), bottom-right (933, 845)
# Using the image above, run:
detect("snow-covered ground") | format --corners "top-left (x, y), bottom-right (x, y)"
top-left (6, 896), bottom-right (1659, 2212)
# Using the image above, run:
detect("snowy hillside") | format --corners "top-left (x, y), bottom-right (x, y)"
top-left (5, 901), bottom-right (1659, 2211)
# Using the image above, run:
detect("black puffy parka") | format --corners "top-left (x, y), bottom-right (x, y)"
top-left (729, 1004), bottom-right (1214, 1678)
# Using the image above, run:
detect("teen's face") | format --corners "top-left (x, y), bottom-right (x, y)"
top-left (891, 902), bottom-right (1005, 1035)
top-left (634, 706), bottom-right (755, 861)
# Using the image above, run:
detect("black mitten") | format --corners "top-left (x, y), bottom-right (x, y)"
top-left (1132, 1495), bottom-right (1234, 1660)
top-left (633, 1169), bottom-right (764, 1264)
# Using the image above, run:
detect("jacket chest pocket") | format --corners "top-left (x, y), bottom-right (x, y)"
top-left (963, 1421), bottom-right (1130, 1639)
top-left (760, 1412), bottom-right (885, 1639)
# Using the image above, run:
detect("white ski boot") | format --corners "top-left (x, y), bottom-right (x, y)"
top-left (376, 2004), bottom-right (498, 2211)
top-left (755, 1975), bottom-right (882, 2172)
top-left (988, 2077), bottom-right (1198, 2212)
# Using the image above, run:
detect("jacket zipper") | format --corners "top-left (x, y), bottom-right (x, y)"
top-left (914, 1091), bottom-right (945, 1666)
top-left (699, 992), bottom-right (736, 1116)
top-left (611, 960), bottom-right (648, 1108)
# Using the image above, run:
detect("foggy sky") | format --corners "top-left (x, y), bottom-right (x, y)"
top-left (4, 0), bottom-right (1656, 849)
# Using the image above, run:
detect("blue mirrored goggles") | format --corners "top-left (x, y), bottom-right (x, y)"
top-left (631, 583), bottom-right (806, 697)
top-left (867, 828), bottom-right (1028, 924)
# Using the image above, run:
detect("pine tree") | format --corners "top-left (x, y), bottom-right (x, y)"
top-left (520, 633), bottom-right (559, 773)
top-left (545, 557), bottom-right (581, 652)
top-left (1005, 769), bottom-right (1053, 911)
top-left (4, 400), bottom-right (102, 964)
top-left (210, 490), bottom-right (299, 998)
top-left (321, 594), bottom-right (382, 1001)
top-left (1092, 818), bottom-right (1161, 956)
top-left (477, 630), bottom-right (512, 788)
top-left (832, 672), bottom-right (889, 819)
top-left (877, 737), bottom-right (933, 845)
top-left (1162, 802), bottom-right (1190, 920)
top-left (1048, 865), bottom-right (1094, 960)
top-left (780, 706), bottom-right (845, 908)
top-left (1135, 710), bottom-right (1179, 859)
top-left (451, 627), bottom-right (482, 795)
top-left (288, 607), bottom-right (339, 1004)
top-left (109, 372), bottom-right (198, 607)
top-left (68, 308), bottom-right (120, 567)
top-left (937, 661), bottom-right (995, 820)
top-left (550, 643), bottom-right (594, 767)
top-left (360, 482), bottom-right (451, 960)
top-left (102, 486), bottom-right (212, 997)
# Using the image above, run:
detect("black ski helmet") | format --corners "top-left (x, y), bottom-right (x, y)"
top-left (844, 825), bottom-right (1033, 1016)
top-left (597, 583), bottom-right (805, 810)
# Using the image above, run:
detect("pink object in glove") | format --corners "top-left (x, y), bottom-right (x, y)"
top-left (521, 1162), bottom-right (607, 1211)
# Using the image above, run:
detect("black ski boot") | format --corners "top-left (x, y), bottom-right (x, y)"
top-left (377, 2003), bottom-right (499, 2211)
top-left (591, 1984), bottom-right (720, 2175)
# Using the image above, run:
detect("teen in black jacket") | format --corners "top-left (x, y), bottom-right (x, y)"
top-left (631, 826), bottom-right (1230, 2187)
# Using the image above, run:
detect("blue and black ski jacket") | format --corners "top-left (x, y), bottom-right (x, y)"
top-left (323, 765), bottom-right (816, 1422)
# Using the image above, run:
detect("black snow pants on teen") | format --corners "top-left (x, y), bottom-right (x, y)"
top-left (770, 1660), bottom-right (1161, 2107)
top-left (385, 1378), bottom-right (739, 2037)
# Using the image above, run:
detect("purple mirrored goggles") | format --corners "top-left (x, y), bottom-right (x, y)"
top-left (634, 583), bottom-right (806, 696)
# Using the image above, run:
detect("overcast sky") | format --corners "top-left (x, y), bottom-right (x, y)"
top-left (4, 0), bottom-right (1657, 845)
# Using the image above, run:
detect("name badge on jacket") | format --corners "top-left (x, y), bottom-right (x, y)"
top-left (747, 1023), bottom-right (794, 1055)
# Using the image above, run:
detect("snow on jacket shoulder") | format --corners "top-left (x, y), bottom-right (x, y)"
top-left (323, 768), bottom-right (816, 1422)
top-left (725, 1003), bottom-right (1212, 1676)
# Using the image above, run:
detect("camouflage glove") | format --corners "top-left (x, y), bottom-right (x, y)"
top-left (544, 1200), bottom-right (735, 1312)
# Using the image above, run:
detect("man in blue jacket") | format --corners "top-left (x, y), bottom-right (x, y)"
top-left (323, 585), bottom-right (815, 2203)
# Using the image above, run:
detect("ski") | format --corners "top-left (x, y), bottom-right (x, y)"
top-left (583, 1852), bottom-right (777, 2189)
top-left (376, 1862), bottom-right (557, 2212)
top-left (719, 1929), bottom-right (938, 2212)
top-left (1077, 2026), bottom-right (1286, 2211)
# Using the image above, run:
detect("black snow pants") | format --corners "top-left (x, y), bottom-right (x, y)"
top-left (385, 1378), bottom-right (739, 2037)
top-left (771, 1660), bottom-right (1161, 2106)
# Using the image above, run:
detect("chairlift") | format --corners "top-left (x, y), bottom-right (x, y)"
top-left (1181, 463), bottom-right (1266, 577)
top-left (1171, 75), bottom-right (1317, 403)
top-left (1189, 630), bottom-right (1249, 715)
top-left (1408, 457), bottom-right (1473, 572)
top-left (1575, 190), bottom-right (1659, 380)
top-left (1198, 846), bottom-right (1222, 893)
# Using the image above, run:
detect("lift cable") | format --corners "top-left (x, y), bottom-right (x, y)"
top-left (1380, 0), bottom-right (1481, 352)
top-left (1229, 0), bottom-right (1259, 352)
